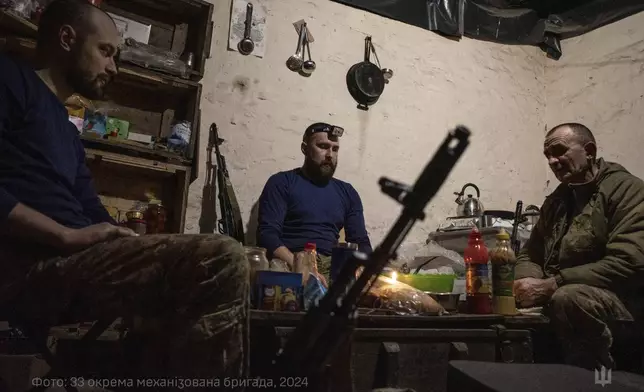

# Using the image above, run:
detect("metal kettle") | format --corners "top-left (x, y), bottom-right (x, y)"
top-left (454, 183), bottom-right (484, 217)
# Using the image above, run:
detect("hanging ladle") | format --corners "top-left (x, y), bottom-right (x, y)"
top-left (237, 3), bottom-right (255, 56)
top-left (286, 22), bottom-right (307, 71)
top-left (300, 27), bottom-right (316, 76)
top-left (370, 42), bottom-right (393, 83)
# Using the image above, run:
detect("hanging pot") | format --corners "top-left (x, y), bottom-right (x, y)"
top-left (346, 36), bottom-right (386, 111)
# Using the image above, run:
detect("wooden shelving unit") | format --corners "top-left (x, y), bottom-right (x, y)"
top-left (0, 0), bottom-right (213, 233)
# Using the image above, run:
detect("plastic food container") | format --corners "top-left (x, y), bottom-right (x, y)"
top-left (396, 273), bottom-right (456, 293)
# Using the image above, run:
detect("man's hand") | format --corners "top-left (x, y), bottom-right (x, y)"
top-left (61, 223), bottom-right (137, 253)
top-left (273, 246), bottom-right (295, 269)
top-left (514, 277), bottom-right (558, 308)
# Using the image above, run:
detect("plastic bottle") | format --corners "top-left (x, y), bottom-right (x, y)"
top-left (464, 227), bottom-right (492, 314)
top-left (295, 242), bottom-right (318, 285)
top-left (490, 228), bottom-right (518, 315)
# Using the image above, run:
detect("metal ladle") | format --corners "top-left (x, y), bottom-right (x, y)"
top-left (300, 28), bottom-right (316, 75)
top-left (237, 3), bottom-right (255, 55)
top-left (369, 41), bottom-right (394, 83)
top-left (286, 23), bottom-right (307, 71)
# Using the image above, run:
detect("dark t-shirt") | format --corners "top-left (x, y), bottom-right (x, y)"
top-left (257, 168), bottom-right (372, 257)
top-left (0, 54), bottom-right (114, 229)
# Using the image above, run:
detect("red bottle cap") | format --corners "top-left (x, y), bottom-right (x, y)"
top-left (304, 242), bottom-right (316, 251)
top-left (468, 226), bottom-right (482, 242)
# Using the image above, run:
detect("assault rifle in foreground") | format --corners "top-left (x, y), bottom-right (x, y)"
top-left (272, 126), bottom-right (471, 387)
top-left (210, 123), bottom-right (245, 244)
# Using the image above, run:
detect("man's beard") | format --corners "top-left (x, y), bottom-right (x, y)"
top-left (66, 60), bottom-right (110, 100)
top-left (304, 159), bottom-right (336, 182)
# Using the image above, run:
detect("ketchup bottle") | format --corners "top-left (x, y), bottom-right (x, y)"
top-left (464, 227), bottom-right (492, 314)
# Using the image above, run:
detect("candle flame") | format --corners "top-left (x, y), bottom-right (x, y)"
top-left (391, 271), bottom-right (398, 282)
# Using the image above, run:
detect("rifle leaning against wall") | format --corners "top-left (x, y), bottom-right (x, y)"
top-left (272, 125), bottom-right (472, 388)
top-left (209, 123), bottom-right (245, 244)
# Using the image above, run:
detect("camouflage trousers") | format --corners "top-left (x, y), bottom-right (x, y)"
top-left (316, 254), bottom-right (333, 283)
top-left (545, 284), bottom-right (634, 370)
top-left (0, 234), bottom-right (250, 389)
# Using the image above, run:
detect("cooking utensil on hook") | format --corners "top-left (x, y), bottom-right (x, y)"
top-left (286, 22), bottom-right (306, 71)
top-left (237, 3), bottom-right (255, 55)
top-left (346, 36), bottom-right (386, 110)
top-left (300, 27), bottom-right (316, 76)
top-left (369, 42), bottom-right (393, 83)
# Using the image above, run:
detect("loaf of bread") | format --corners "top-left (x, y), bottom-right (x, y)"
top-left (360, 276), bottom-right (444, 315)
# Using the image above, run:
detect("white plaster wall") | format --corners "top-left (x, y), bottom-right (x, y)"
top-left (545, 13), bottom-right (644, 193)
top-left (184, 0), bottom-right (548, 245)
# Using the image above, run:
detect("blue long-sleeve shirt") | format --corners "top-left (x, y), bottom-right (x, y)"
top-left (257, 168), bottom-right (372, 257)
top-left (0, 54), bottom-right (114, 229)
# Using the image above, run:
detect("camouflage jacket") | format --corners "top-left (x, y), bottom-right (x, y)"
top-left (515, 159), bottom-right (644, 297)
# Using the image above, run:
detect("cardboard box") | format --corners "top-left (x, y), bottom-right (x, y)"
top-left (83, 111), bottom-right (107, 137)
top-left (255, 271), bottom-right (303, 312)
top-left (106, 117), bottom-right (130, 140)
top-left (108, 12), bottom-right (151, 44)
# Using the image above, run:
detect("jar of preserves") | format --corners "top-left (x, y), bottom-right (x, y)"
top-left (245, 246), bottom-right (270, 308)
top-left (125, 210), bottom-right (147, 235)
top-left (245, 246), bottom-right (270, 281)
top-left (145, 201), bottom-right (167, 234)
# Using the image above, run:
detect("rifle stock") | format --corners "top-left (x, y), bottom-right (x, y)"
top-left (272, 126), bottom-right (472, 384)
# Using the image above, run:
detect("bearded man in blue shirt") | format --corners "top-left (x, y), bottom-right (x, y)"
top-left (257, 122), bottom-right (372, 280)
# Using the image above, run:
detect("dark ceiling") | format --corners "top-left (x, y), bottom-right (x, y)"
top-left (331, 0), bottom-right (644, 59)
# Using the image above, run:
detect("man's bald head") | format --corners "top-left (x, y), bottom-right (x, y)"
top-left (546, 123), bottom-right (596, 147)
top-left (36, 0), bottom-right (119, 100)
top-left (37, 0), bottom-right (113, 53)
top-left (544, 122), bottom-right (598, 184)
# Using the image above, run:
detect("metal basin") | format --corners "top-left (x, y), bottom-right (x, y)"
top-left (426, 292), bottom-right (460, 311)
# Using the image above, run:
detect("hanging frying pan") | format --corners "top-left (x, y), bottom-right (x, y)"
top-left (346, 36), bottom-right (385, 111)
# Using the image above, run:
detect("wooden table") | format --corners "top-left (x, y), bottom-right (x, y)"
top-left (249, 310), bottom-right (543, 392)
top-left (251, 309), bottom-right (549, 328)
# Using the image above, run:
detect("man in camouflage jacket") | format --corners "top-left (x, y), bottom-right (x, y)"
top-left (514, 123), bottom-right (644, 371)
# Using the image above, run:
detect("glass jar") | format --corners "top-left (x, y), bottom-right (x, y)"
top-left (245, 247), bottom-right (269, 308)
top-left (145, 202), bottom-right (167, 234)
top-left (125, 210), bottom-right (147, 235)
top-left (245, 247), bottom-right (269, 271)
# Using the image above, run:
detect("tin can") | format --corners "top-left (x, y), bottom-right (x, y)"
top-left (330, 242), bottom-right (358, 283)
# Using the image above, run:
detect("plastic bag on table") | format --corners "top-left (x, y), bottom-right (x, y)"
top-left (359, 275), bottom-right (445, 316)
top-left (392, 241), bottom-right (465, 276)
top-left (302, 274), bottom-right (327, 311)
top-left (269, 259), bottom-right (290, 272)
top-left (119, 38), bottom-right (189, 78)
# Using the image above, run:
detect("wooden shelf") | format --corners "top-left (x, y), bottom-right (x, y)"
top-left (102, 0), bottom-right (213, 80)
top-left (0, 17), bottom-right (199, 89)
top-left (0, 34), bottom-right (202, 166)
top-left (0, 6), bottom-right (212, 81)
top-left (85, 148), bottom-right (190, 174)
top-left (81, 136), bottom-right (191, 166)
top-left (0, 5), bottom-right (207, 234)
top-left (0, 9), bottom-right (36, 38)
top-left (86, 149), bottom-right (191, 234)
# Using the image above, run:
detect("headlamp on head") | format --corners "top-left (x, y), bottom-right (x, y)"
top-left (304, 122), bottom-right (344, 141)
top-left (328, 125), bottom-right (344, 137)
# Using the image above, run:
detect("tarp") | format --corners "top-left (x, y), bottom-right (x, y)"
top-left (331, 0), bottom-right (644, 59)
